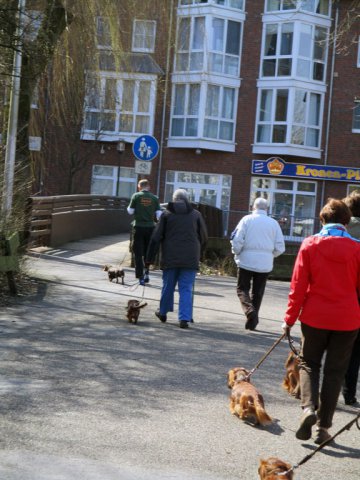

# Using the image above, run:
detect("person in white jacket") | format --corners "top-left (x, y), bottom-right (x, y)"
top-left (230, 197), bottom-right (285, 330)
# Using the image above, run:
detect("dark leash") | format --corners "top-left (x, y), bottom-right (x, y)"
top-left (245, 332), bottom-right (286, 381)
top-left (286, 330), bottom-right (301, 358)
top-left (279, 412), bottom-right (360, 476)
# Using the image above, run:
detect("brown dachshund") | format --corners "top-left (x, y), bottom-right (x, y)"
top-left (258, 457), bottom-right (293, 479)
top-left (227, 367), bottom-right (273, 426)
top-left (103, 265), bottom-right (125, 285)
top-left (282, 351), bottom-right (301, 399)
top-left (126, 299), bottom-right (147, 324)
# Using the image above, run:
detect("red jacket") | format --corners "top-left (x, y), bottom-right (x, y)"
top-left (285, 235), bottom-right (360, 330)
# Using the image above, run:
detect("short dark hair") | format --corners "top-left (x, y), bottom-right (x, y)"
top-left (138, 179), bottom-right (149, 189)
top-left (343, 191), bottom-right (360, 217)
top-left (319, 198), bottom-right (351, 226)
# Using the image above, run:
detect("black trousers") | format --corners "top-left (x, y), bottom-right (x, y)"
top-left (343, 329), bottom-right (360, 401)
top-left (299, 323), bottom-right (358, 429)
top-left (132, 226), bottom-right (154, 279)
top-left (236, 267), bottom-right (268, 320)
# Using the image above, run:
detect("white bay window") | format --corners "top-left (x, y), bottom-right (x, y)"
top-left (82, 73), bottom-right (156, 141)
top-left (170, 1), bottom-right (244, 151)
top-left (256, 87), bottom-right (322, 151)
top-left (265, 0), bottom-right (330, 16)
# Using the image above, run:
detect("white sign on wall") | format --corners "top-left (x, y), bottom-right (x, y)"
top-left (135, 160), bottom-right (152, 175)
top-left (29, 136), bottom-right (42, 151)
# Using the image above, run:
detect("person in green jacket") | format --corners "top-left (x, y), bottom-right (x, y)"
top-left (127, 179), bottom-right (162, 285)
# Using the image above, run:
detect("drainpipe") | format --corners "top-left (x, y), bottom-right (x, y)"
top-left (321, 2), bottom-right (339, 207)
top-left (2, 0), bottom-right (26, 218)
top-left (156, 0), bottom-right (174, 198)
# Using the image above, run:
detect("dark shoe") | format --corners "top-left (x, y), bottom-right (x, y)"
top-left (245, 311), bottom-right (258, 331)
top-left (179, 320), bottom-right (189, 329)
top-left (144, 270), bottom-right (150, 283)
top-left (295, 408), bottom-right (317, 440)
top-left (344, 397), bottom-right (358, 406)
top-left (139, 278), bottom-right (145, 286)
top-left (190, 318), bottom-right (194, 323)
top-left (314, 427), bottom-right (332, 445)
top-left (155, 309), bottom-right (167, 323)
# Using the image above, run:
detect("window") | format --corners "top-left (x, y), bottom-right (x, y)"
top-left (171, 84), bottom-right (201, 136)
top-left (250, 176), bottom-right (317, 239)
top-left (256, 87), bottom-right (322, 148)
top-left (353, 102), bottom-right (360, 132)
top-left (266, 0), bottom-right (330, 15)
top-left (91, 165), bottom-right (137, 198)
top-left (262, 23), bottom-right (294, 77)
top-left (132, 20), bottom-right (156, 52)
top-left (179, 0), bottom-right (244, 8)
top-left (96, 17), bottom-right (111, 48)
top-left (170, 83), bottom-right (237, 141)
top-left (175, 16), bottom-right (205, 72)
top-left (261, 22), bottom-right (328, 81)
top-left (165, 170), bottom-right (232, 234)
top-left (297, 24), bottom-right (327, 81)
top-left (209, 18), bottom-right (242, 75)
top-left (204, 85), bottom-right (236, 141)
top-left (83, 73), bottom-right (156, 139)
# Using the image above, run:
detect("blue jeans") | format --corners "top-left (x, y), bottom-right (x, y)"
top-left (159, 268), bottom-right (196, 321)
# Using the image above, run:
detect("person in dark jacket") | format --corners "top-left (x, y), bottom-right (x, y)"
top-left (342, 191), bottom-right (360, 406)
top-left (282, 198), bottom-right (360, 445)
top-left (146, 189), bottom-right (208, 329)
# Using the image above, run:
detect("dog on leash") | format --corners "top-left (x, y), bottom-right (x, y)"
top-left (258, 457), bottom-right (294, 479)
top-left (126, 299), bottom-right (147, 324)
top-left (103, 265), bottom-right (125, 285)
top-left (227, 367), bottom-right (273, 426)
top-left (282, 351), bottom-right (301, 399)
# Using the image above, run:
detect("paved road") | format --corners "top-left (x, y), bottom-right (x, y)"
top-left (0, 234), bottom-right (359, 479)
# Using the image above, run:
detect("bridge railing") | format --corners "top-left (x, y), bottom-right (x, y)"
top-left (28, 195), bottom-right (224, 248)
top-left (28, 195), bottom-right (131, 247)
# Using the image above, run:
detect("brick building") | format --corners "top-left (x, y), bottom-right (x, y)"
top-left (33, 0), bottom-right (360, 239)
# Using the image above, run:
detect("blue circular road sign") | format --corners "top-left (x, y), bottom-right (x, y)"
top-left (133, 135), bottom-right (159, 161)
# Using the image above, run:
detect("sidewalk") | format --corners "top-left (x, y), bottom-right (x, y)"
top-left (0, 234), bottom-right (359, 480)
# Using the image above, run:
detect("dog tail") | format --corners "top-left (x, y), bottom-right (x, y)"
top-left (254, 398), bottom-right (272, 426)
top-left (138, 302), bottom-right (147, 309)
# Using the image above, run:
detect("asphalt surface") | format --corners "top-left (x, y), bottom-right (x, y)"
top-left (0, 234), bottom-right (359, 480)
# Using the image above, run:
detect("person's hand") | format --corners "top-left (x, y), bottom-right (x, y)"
top-left (282, 321), bottom-right (292, 336)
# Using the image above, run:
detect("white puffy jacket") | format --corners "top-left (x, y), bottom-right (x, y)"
top-left (230, 209), bottom-right (285, 273)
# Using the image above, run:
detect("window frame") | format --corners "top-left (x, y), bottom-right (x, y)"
top-left (250, 176), bottom-right (317, 240)
top-left (265, 0), bottom-right (331, 16)
top-left (352, 101), bottom-right (360, 133)
top-left (255, 86), bottom-right (324, 149)
top-left (82, 72), bottom-right (157, 141)
top-left (357, 36), bottom-right (360, 68)
top-left (132, 19), bottom-right (157, 53)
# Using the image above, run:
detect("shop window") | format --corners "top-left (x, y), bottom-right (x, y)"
top-left (165, 170), bottom-right (232, 233)
top-left (250, 176), bottom-right (317, 239)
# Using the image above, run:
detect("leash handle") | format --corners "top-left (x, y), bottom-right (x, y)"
top-left (287, 331), bottom-right (301, 358)
top-left (246, 332), bottom-right (286, 380)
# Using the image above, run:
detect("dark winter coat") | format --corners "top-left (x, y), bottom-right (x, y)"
top-left (146, 200), bottom-right (208, 270)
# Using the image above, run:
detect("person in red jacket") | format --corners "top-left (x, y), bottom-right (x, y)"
top-left (282, 198), bottom-right (360, 445)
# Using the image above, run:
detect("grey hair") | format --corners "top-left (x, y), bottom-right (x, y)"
top-left (173, 189), bottom-right (189, 202)
top-left (253, 197), bottom-right (268, 211)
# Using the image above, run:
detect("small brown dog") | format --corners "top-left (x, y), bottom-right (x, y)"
top-left (126, 299), bottom-right (147, 324)
top-left (227, 367), bottom-right (273, 426)
top-left (103, 265), bottom-right (125, 285)
top-left (258, 457), bottom-right (293, 479)
top-left (282, 351), bottom-right (301, 399)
